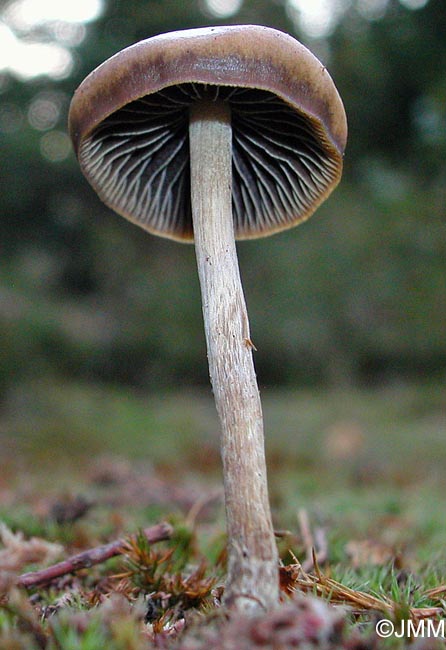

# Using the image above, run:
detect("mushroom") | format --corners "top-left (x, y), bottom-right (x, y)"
top-left (68, 25), bottom-right (347, 613)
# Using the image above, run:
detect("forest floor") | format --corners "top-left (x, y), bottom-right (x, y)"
top-left (0, 378), bottom-right (445, 648)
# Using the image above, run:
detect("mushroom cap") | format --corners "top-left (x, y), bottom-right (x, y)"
top-left (69, 25), bottom-right (347, 242)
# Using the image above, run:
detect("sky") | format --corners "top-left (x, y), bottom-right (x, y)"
top-left (0, 0), bottom-right (103, 80)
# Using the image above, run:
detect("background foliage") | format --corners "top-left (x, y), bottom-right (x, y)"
top-left (1, 0), bottom-right (445, 399)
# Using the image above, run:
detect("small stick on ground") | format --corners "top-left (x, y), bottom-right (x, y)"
top-left (17, 522), bottom-right (173, 589)
top-left (423, 584), bottom-right (446, 599)
top-left (297, 509), bottom-right (328, 572)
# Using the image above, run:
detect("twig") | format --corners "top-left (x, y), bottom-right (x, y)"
top-left (423, 584), bottom-right (446, 599)
top-left (297, 509), bottom-right (313, 553)
top-left (297, 509), bottom-right (328, 572)
top-left (185, 490), bottom-right (222, 528)
top-left (17, 522), bottom-right (173, 589)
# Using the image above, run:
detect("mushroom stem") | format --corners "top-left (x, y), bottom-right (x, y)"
top-left (189, 99), bottom-right (279, 614)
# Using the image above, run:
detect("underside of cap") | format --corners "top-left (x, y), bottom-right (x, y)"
top-left (69, 25), bottom-right (347, 242)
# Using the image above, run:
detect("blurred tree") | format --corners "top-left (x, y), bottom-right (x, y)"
top-left (0, 0), bottom-right (445, 396)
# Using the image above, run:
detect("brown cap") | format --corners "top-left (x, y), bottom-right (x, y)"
top-left (69, 25), bottom-right (347, 241)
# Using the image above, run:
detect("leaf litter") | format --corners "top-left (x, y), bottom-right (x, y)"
top-left (0, 456), bottom-right (445, 649)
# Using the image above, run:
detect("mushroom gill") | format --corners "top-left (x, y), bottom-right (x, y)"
top-left (78, 84), bottom-right (341, 241)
